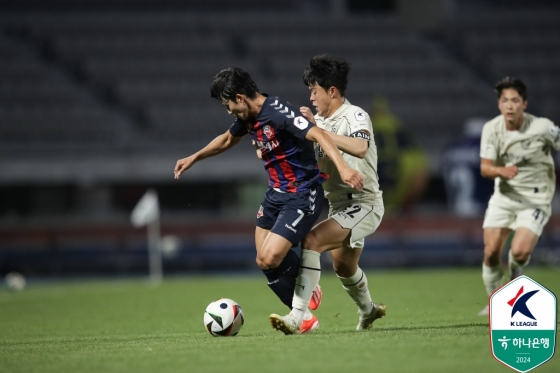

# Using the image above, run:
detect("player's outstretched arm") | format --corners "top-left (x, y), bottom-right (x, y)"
top-left (306, 126), bottom-right (364, 190)
top-left (480, 158), bottom-right (518, 180)
top-left (174, 130), bottom-right (242, 179)
top-left (300, 106), bottom-right (367, 158)
top-left (324, 131), bottom-right (368, 159)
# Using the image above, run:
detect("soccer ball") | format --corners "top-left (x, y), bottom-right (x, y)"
top-left (204, 298), bottom-right (244, 337)
top-left (5, 272), bottom-right (26, 291)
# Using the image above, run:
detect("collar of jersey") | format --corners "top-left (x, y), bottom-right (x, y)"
top-left (316, 98), bottom-right (352, 122)
top-left (500, 112), bottom-right (532, 133)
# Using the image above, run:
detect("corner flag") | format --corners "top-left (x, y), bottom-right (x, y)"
top-left (131, 189), bottom-right (162, 283)
top-left (131, 189), bottom-right (160, 227)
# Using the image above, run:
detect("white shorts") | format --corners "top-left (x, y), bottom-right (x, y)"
top-left (482, 194), bottom-right (551, 236)
top-left (329, 203), bottom-right (384, 249)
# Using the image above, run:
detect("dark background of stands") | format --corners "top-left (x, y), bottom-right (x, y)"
top-left (1, 0), bottom-right (560, 277)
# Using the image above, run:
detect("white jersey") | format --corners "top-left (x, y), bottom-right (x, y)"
top-left (315, 99), bottom-right (383, 206)
top-left (480, 113), bottom-right (560, 206)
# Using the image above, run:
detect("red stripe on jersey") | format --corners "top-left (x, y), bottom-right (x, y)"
top-left (268, 127), bottom-right (297, 192)
top-left (255, 122), bottom-right (281, 188)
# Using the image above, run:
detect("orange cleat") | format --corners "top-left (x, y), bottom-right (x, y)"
top-left (308, 284), bottom-right (322, 311)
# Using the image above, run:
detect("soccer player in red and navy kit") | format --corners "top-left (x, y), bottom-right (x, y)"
top-left (174, 67), bottom-right (363, 332)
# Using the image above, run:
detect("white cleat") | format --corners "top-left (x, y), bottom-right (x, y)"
top-left (478, 305), bottom-right (489, 316)
top-left (270, 313), bottom-right (300, 335)
top-left (356, 303), bottom-right (386, 330)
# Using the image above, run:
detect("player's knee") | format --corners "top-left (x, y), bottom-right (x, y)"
top-left (259, 251), bottom-right (283, 269)
top-left (332, 261), bottom-right (355, 278)
top-left (483, 246), bottom-right (502, 267)
top-left (302, 231), bottom-right (321, 252)
top-left (510, 249), bottom-right (530, 264)
top-left (255, 256), bottom-right (268, 270)
top-left (484, 243), bottom-right (500, 259)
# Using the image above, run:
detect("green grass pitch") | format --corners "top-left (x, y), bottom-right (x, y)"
top-left (1, 267), bottom-right (558, 373)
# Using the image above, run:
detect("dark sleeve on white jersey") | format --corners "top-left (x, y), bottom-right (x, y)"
top-left (229, 119), bottom-right (248, 137)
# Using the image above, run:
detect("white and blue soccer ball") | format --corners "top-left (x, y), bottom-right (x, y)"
top-left (5, 272), bottom-right (26, 291)
top-left (204, 298), bottom-right (244, 337)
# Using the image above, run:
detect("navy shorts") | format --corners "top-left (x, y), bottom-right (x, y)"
top-left (256, 184), bottom-right (324, 246)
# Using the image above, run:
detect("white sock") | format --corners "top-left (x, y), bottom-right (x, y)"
top-left (290, 308), bottom-right (312, 322)
top-left (508, 250), bottom-right (530, 273)
top-left (338, 267), bottom-right (373, 315)
top-left (290, 249), bottom-right (321, 324)
top-left (482, 263), bottom-right (504, 296)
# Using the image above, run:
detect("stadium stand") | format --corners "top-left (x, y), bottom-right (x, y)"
top-left (443, 10), bottom-right (560, 122)
top-left (1, 11), bottom-right (496, 158)
top-left (0, 31), bottom-right (130, 151)
top-left (1, 2), bottom-right (559, 275)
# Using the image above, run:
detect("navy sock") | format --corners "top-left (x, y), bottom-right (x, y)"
top-left (262, 249), bottom-right (300, 309)
top-left (274, 249), bottom-right (300, 279)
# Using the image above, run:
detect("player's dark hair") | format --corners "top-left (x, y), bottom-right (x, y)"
top-left (494, 77), bottom-right (527, 101)
top-left (210, 67), bottom-right (259, 102)
top-left (303, 54), bottom-right (350, 97)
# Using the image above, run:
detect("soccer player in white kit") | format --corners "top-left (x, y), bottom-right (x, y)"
top-left (478, 77), bottom-right (560, 315)
top-left (269, 55), bottom-right (386, 334)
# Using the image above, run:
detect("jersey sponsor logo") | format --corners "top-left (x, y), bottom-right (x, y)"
top-left (255, 139), bottom-right (279, 152)
top-left (500, 152), bottom-right (526, 165)
top-left (263, 125), bottom-right (273, 138)
top-left (354, 110), bottom-right (365, 121)
top-left (350, 131), bottom-right (370, 141)
top-left (293, 116), bottom-right (309, 130)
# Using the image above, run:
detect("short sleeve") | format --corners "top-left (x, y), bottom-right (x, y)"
top-left (266, 98), bottom-right (314, 140)
top-left (348, 109), bottom-right (373, 141)
top-left (283, 114), bottom-right (315, 140)
top-left (229, 119), bottom-right (248, 137)
top-left (348, 109), bottom-right (372, 135)
top-left (480, 123), bottom-right (497, 160)
top-left (543, 120), bottom-right (560, 151)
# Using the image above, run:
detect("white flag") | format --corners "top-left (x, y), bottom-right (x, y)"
top-left (131, 189), bottom-right (160, 227)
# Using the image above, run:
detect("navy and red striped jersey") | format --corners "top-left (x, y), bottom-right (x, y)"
top-left (229, 96), bottom-right (326, 193)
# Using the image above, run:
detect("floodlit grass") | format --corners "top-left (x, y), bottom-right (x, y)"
top-left (1, 267), bottom-right (559, 373)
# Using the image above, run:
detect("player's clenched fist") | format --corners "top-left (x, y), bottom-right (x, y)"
top-left (499, 165), bottom-right (518, 180)
top-left (299, 106), bottom-right (316, 124)
top-left (340, 167), bottom-right (364, 191)
top-left (174, 156), bottom-right (195, 179)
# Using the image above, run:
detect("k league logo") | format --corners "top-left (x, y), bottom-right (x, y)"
top-left (489, 276), bottom-right (557, 373)
top-left (293, 116), bottom-right (309, 130)
top-left (354, 110), bottom-right (365, 121)
top-left (508, 286), bottom-right (538, 324)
